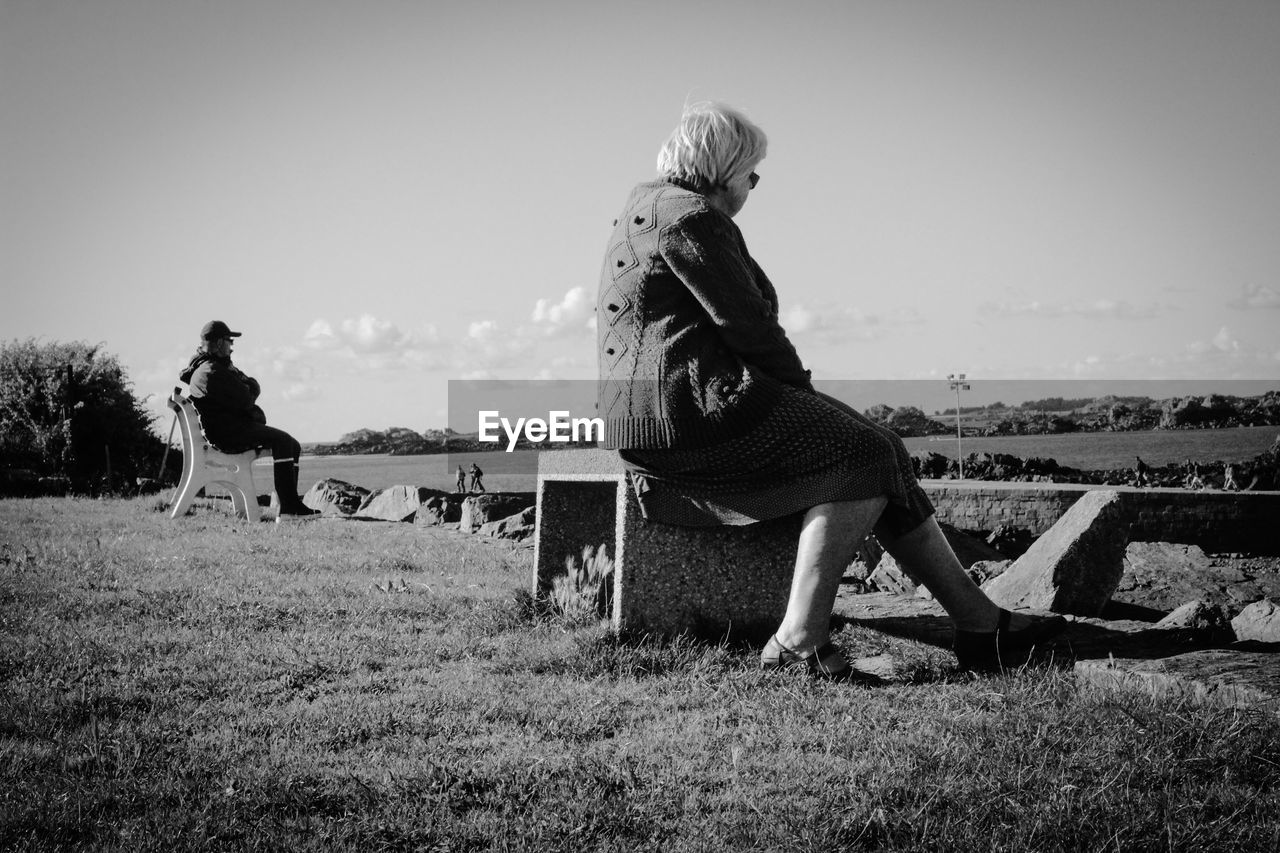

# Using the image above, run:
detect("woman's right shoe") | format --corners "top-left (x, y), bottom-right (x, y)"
top-left (953, 609), bottom-right (1068, 673)
top-left (761, 635), bottom-right (883, 685)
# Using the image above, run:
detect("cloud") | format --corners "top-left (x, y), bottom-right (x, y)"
top-left (782, 302), bottom-right (923, 343)
top-left (980, 299), bottom-right (1164, 320)
top-left (281, 382), bottom-right (322, 402)
top-left (532, 286), bottom-right (595, 336)
top-left (1228, 283), bottom-right (1280, 310)
top-left (303, 314), bottom-right (446, 371)
top-left (1186, 326), bottom-right (1241, 356)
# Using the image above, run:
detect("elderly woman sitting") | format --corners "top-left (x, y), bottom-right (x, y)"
top-left (595, 101), bottom-right (1065, 678)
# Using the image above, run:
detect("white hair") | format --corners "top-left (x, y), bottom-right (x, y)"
top-left (655, 101), bottom-right (767, 189)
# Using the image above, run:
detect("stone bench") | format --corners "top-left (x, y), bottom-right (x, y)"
top-left (533, 449), bottom-right (800, 638)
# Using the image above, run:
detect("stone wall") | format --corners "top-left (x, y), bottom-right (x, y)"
top-left (923, 483), bottom-right (1280, 555)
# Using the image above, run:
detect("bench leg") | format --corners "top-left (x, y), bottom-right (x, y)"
top-left (170, 473), bottom-right (201, 518)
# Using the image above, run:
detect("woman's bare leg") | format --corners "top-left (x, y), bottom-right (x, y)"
top-left (773, 497), bottom-right (887, 651)
top-left (880, 515), bottom-right (1037, 632)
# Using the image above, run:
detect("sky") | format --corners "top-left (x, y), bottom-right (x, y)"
top-left (3, 0), bottom-right (1278, 442)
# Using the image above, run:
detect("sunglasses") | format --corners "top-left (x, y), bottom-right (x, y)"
top-left (748, 171), bottom-right (760, 190)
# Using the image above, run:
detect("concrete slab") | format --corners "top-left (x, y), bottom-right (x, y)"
top-left (834, 590), bottom-right (1279, 715)
top-left (1076, 650), bottom-right (1280, 715)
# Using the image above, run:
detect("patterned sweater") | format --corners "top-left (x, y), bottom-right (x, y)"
top-left (597, 179), bottom-right (812, 449)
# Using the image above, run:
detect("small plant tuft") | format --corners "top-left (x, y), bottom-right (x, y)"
top-left (548, 543), bottom-right (614, 625)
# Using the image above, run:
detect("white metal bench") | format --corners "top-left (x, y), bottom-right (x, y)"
top-left (167, 387), bottom-right (268, 521)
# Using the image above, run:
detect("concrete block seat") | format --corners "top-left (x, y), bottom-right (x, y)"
top-left (167, 387), bottom-right (269, 522)
top-left (533, 449), bottom-right (801, 638)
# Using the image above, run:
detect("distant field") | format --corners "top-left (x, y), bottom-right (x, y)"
top-left (267, 425), bottom-right (1279, 494)
top-left (903, 423), bottom-right (1278, 470)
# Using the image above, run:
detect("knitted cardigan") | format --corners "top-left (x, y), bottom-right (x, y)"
top-left (597, 179), bottom-right (813, 450)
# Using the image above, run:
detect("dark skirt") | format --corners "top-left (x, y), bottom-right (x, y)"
top-left (619, 387), bottom-right (934, 542)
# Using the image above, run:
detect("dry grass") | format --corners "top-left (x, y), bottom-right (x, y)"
top-left (1, 496), bottom-right (1278, 851)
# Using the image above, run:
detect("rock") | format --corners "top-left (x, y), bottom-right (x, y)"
top-left (869, 553), bottom-right (918, 596)
top-left (302, 478), bottom-right (371, 516)
top-left (939, 522), bottom-right (1010, 569)
top-left (356, 485), bottom-right (445, 522)
top-left (986, 525), bottom-right (1034, 559)
top-left (1231, 599), bottom-right (1280, 643)
top-left (1113, 543), bottom-right (1215, 614)
top-left (968, 559), bottom-right (1011, 586)
top-left (459, 493), bottom-right (536, 533)
top-left (856, 536), bottom-right (885, 573)
top-left (981, 490), bottom-right (1127, 617)
top-left (476, 506), bottom-right (537, 541)
top-left (1156, 600), bottom-right (1231, 632)
top-left (415, 494), bottom-right (465, 525)
top-left (1075, 650), bottom-right (1280, 715)
top-left (1111, 544), bottom-right (1275, 618)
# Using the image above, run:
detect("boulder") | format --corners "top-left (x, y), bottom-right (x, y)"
top-left (1112, 543), bottom-right (1216, 614)
top-left (1231, 599), bottom-right (1280, 643)
top-left (459, 492), bottom-right (536, 533)
top-left (869, 553), bottom-right (918, 596)
top-left (981, 490), bottom-right (1128, 616)
top-left (415, 494), bottom-right (465, 525)
top-left (968, 559), bottom-right (1011, 586)
top-left (303, 478), bottom-right (371, 516)
top-left (1156, 600), bottom-right (1231, 632)
top-left (940, 522), bottom-right (1011, 569)
top-left (986, 525), bottom-right (1034, 559)
top-left (357, 485), bottom-right (445, 522)
top-left (476, 506), bottom-right (537, 541)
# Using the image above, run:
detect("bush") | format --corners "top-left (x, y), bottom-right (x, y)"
top-left (0, 339), bottom-right (172, 493)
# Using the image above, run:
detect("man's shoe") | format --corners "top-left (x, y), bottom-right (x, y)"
top-left (276, 502), bottom-right (321, 522)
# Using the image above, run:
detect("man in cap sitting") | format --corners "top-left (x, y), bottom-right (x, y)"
top-left (179, 320), bottom-right (319, 519)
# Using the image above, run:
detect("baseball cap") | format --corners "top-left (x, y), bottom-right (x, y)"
top-left (201, 320), bottom-right (242, 341)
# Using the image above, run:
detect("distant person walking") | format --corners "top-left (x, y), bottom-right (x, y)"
top-left (1222, 463), bottom-right (1240, 491)
top-left (179, 320), bottom-right (319, 519)
top-left (1134, 456), bottom-right (1150, 487)
top-left (456, 465), bottom-right (467, 493)
top-left (469, 463), bottom-right (485, 493)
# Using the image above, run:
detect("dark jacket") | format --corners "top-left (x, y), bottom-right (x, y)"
top-left (179, 353), bottom-right (267, 449)
top-left (597, 179), bottom-right (812, 450)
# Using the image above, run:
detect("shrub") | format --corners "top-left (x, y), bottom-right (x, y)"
top-left (0, 338), bottom-right (172, 492)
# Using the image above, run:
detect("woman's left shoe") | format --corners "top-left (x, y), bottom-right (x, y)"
top-left (760, 635), bottom-right (882, 685)
top-left (953, 609), bottom-right (1068, 673)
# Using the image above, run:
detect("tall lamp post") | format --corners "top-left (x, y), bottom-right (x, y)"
top-left (947, 373), bottom-right (970, 479)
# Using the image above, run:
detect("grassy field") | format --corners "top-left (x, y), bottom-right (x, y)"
top-left (2, 498), bottom-right (1279, 851)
